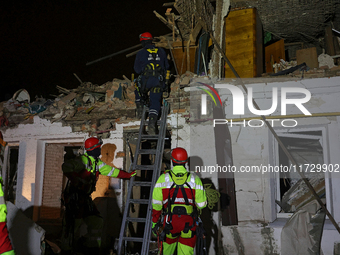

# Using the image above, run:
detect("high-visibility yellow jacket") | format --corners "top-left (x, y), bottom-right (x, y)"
top-left (0, 177), bottom-right (15, 255)
top-left (62, 152), bottom-right (121, 177)
top-left (62, 153), bottom-right (121, 193)
top-left (151, 165), bottom-right (207, 224)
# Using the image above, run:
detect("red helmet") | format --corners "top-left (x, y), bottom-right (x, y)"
top-left (85, 137), bottom-right (102, 151)
top-left (171, 147), bottom-right (188, 164)
top-left (139, 32), bottom-right (153, 41)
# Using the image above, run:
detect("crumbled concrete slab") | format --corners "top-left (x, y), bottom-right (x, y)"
top-left (6, 202), bottom-right (46, 255)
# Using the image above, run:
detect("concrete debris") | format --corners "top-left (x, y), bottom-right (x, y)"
top-left (12, 89), bottom-right (30, 103)
top-left (272, 59), bottom-right (298, 73)
top-left (318, 53), bottom-right (336, 69)
top-left (7, 202), bottom-right (46, 255)
top-left (0, 71), bottom-right (195, 133)
top-left (279, 178), bottom-right (325, 213)
top-left (281, 200), bottom-right (326, 255)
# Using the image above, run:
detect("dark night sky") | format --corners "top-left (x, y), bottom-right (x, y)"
top-left (0, 0), bottom-right (168, 102)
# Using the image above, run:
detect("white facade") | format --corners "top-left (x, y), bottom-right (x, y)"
top-left (180, 77), bottom-right (340, 254)
top-left (2, 76), bottom-right (340, 254)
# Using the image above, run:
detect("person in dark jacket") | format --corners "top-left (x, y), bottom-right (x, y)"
top-left (60, 137), bottom-right (136, 254)
top-left (134, 32), bottom-right (169, 134)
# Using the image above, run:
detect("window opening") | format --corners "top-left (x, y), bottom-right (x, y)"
top-left (276, 130), bottom-right (326, 215)
top-left (5, 146), bottom-right (19, 204)
top-left (62, 146), bottom-right (82, 192)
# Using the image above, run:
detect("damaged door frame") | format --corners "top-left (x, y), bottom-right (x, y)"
top-left (2, 142), bottom-right (19, 203)
top-left (34, 138), bottom-right (85, 221)
top-left (271, 125), bottom-right (333, 219)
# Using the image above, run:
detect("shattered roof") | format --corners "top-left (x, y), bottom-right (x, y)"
top-left (0, 72), bottom-right (194, 135)
top-left (1, 0), bottom-right (340, 134)
top-left (0, 78), bottom-right (136, 134)
top-left (230, 0), bottom-right (340, 44)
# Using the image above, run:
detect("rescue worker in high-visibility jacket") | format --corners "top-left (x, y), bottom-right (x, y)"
top-left (0, 176), bottom-right (15, 255)
top-left (134, 32), bottom-right (169, 134)
top-left (61, 137), bottom-right (136, 254)
top-left (0, 132), bottom-right (15, 255)
top-left (151, 147), bottom-right (207, 255)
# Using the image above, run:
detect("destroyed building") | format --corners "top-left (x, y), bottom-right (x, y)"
top-left (1, 0), bottom-right (340, 254)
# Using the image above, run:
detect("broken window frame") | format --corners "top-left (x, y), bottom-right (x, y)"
top-left (2, 143), bottom-right (19, 204)
top-left (271, 125), bottom-right (332, 219)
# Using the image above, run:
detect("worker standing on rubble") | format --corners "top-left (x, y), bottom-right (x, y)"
top-left (151, 147), bottom-right (207, 255)
top-left (60, 137), bottom-right (136, 255)
top-left (134, 32), bottom-right (170, 134)
top-left (0, 132), bottom-right (15, 255)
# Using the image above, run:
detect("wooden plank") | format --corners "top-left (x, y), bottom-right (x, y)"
top-left (325, 26), bottom-right (335, 56)
top-left (296, 47), bottom-right (318, 69)
top-left (224, 8), bottom-right (263, 78)
top-left (265, 39), bottom-right (285, 73)
top-left (172, 41), bottom-right (195, 48)
top-left (172, 46), bottom-right (197, 75)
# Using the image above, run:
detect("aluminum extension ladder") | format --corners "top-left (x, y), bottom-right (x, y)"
top-left (117, 101), bottom-right (169, 255)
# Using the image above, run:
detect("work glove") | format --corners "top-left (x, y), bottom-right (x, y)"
top-left (117, 170), bottom-right (137, 179)
top-left (152, 222), bottom-right (158, 237)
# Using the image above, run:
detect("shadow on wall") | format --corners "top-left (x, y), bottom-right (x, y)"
top-left (94, 196), bottom-right (122, 251)
top-left (7, 202), bottom-right (45, 255)
top-left (201, 178), bottom-right (219, 255)
top-left (189, 156), bottom-right (220, 254)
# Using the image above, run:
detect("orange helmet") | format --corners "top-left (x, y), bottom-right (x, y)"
top-left (85, 137), bottom-right (102, 151)
top-left (171, 147), bottom-right (188, 164)
top-left (139, 32), bottom-right (153, 41)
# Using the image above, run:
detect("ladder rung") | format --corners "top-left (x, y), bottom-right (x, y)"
top-left (141, 135), bottom-right (159, 140)
top-left (139, 149), bottom-right (157, 154)
top-left (123, 237), bottom-right (144, 242)
top-left (117, 103), bottom-right (169, 255)
top-left (130, 199), bottom-right (149, 204)
top-left (127, 217), bottom-right (147, 223)
top-left (135, 165), bottom-right (155, 170)
top-left (144, 120), bottom-right (162, 125)
top-left (133, 181), bottom-right (152, 186)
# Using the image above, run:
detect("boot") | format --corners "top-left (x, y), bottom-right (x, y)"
top-left (148, 115), bottom-right (157, 135)
top-left (136, 102), bottom-right (143, 119)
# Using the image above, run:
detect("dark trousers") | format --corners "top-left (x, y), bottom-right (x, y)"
top-left (135, 76), bottom-right (163, 117)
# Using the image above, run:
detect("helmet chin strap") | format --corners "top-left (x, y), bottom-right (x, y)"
top-left (87, 147), bottom-right (101, 158)
top-left (141, 40), bottom-right (153, 48)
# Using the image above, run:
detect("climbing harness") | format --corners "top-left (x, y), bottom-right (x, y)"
top-left (137, 47), bottom-right (165, 105)
top-left (157, 171), bottom-right (199, 242)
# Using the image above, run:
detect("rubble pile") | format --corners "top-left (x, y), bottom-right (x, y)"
top-left (0, 72), bottom-right (198, 134)
top-left (0, 78), bottom-right (136, 133)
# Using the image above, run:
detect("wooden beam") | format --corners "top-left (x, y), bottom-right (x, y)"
top-left (325, 26), bottom-right (335, 56)
top-left (73, 73), bottom-right (83, 84)
top-left (163, 2), bottom-right (175, 7)
top-left (153, 10), bottom-right (180, 35)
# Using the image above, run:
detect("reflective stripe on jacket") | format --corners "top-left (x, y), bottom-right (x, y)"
top-left (62, 153), bottom-right (121, 178)
top-left (151, 165), bottom-right (207, 223)
top-left (134, 44), bottom-right (169, 75)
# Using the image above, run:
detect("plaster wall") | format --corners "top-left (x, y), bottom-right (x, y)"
top-left (2, 77), bottom-right (340, 254)
top-left (184, 77), bottom-right (340, 254)
top-left (169, 113), bottom-right (221, 254)
top-left (1, 117), bottom-right (133, 214)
